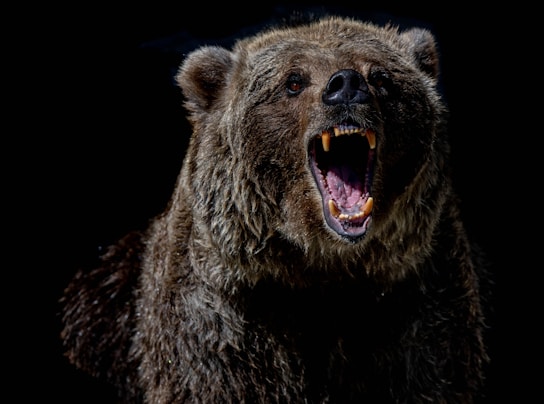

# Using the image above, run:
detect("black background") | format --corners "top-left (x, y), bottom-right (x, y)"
top-left (13, 1), bottom-right (536, 402)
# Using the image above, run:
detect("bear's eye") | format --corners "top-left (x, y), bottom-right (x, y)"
top-left (286, 73), bottom-right (306, 96)
top-left (369, 69), bottom-right (392, 92)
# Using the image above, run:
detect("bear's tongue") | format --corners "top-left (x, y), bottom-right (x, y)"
top-left (327, 164), bottom-right (363, 210)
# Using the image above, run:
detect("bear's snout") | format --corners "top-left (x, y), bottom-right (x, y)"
top-left (322, 69), bottom-right (370, 106)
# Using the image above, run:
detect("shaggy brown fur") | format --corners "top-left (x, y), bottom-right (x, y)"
top-left (60, 16), bottom-right (490, 403)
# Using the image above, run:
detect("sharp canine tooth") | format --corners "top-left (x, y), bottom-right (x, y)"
top-left (365, 129), bottom-right (376, 149)
top-left (328, 200), bottom-right (340, 217)
top-left (360, 197), bottom-right (374, 216)
top-left (321, 131), bottom-right (330, 152)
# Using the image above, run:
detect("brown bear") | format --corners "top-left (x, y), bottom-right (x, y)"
top-left (60, 15), bottom-right (491, 403)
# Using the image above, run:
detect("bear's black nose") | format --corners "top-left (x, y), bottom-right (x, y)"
top-left (322, 69), bottom-right (369, 106)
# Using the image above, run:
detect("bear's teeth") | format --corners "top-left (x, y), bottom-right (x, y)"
top-left (365, 129), bottom-right (376, 149)
top-left (360, 197), bottom-right (373, 216)
top-left (328, 197), bottom-right (373, 220)
top-left (321, 130), bottom-right (331, 152)
top-left (328, 199), bottom-right (341, 217)
top-left (333, 126), bottom-right (364, 136)
top-left (320, 128), bottom-right (376, 152)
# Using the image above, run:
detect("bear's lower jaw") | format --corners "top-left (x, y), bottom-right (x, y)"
top-left (323, 195), bottom-right (373, 241)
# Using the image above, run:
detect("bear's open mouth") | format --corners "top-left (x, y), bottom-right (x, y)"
top-left (309, 122), bottom-right (376, 240)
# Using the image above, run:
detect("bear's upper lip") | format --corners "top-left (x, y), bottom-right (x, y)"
top-left (309, 122), bottom-right (376, 241)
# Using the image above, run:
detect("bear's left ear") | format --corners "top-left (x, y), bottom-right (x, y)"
top-left (399, 28), bottom-right (440, 80)
top-left (176, 46), bottom-right (233, 112)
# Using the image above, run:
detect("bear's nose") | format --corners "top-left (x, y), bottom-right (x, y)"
top-left (322, 69), bottom-right (370, 106)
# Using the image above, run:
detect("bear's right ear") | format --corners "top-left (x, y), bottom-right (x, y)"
top-left (175, 46), bottom-right (233, 112)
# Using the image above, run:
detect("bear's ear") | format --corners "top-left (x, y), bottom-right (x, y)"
top-left (399, 28), bottom-right (440, 80)
top-left (175, 46), bottom-right (233, 112)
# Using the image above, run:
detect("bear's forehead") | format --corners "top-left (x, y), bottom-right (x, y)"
top-left (236, 21), bottom-right (405, 70)
top-left (237, 40), bottom-right (404, 81)
top-left (248, 41), bottom-right (396, 64)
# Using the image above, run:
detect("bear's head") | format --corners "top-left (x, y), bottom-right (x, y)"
top-left (175, 16), bottom-right (450, 282)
